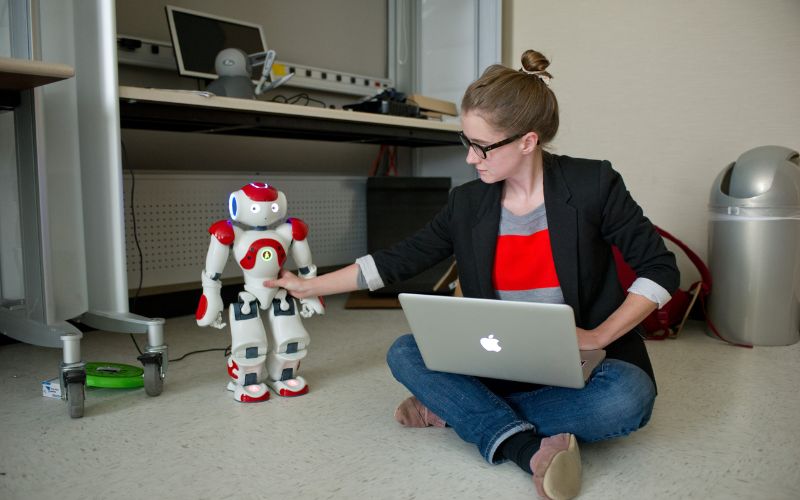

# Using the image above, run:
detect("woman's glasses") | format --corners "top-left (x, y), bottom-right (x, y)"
top-left (458, 131), bottom-right (522, 159)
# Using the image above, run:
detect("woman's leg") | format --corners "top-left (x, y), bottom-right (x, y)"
top-left (505, 359), bottom-right (657, 443)
top-left (386, 334), bottom-right (534, 463)
top-left (499, 360), bottom-right (654, 499)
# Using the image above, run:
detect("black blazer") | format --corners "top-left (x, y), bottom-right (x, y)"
top-left (372, 153), bottom-right (680, 384)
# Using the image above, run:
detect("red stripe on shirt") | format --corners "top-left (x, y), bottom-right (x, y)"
top-left (493, 230), bottom-right (560, 291)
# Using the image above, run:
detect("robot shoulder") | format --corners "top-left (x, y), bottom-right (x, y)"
top-left (208, 219), bottom-right (235, 245)
top-left (286, 217), bottom-right (309, 241)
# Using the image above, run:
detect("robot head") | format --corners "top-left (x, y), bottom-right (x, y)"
top-left (229, 182), bottom-right (287, 227)
top-left (214, 48), bottom-right (252, 78)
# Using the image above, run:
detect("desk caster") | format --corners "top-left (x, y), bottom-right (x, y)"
top-left (62, 368), bottom-right (86, 419)
top-left (67, 382), bottom-right (85, 418)
top-left (138, 352), bottom-right (164, 397)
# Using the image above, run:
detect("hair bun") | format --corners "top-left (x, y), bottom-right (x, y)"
top-left (521, 49), bottom-right (552, 78)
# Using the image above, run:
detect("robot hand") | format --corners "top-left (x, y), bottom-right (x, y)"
top-left (196, 271), bottom-right (227, 329)
top-left (196, 292), bottom-right (226, 329)
top-left (299, 297), bottom-right (325, 318)
top-left (252, 49), bottom-right (294, 95)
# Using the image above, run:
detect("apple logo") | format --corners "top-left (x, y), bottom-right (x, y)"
top-left (480, 334), bottom-right (502, 352)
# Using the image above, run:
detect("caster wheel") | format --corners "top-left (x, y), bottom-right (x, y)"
top-left (143, 362), bottom-right (163, 397)
top-left (67, 382), bottom-right (85, 418)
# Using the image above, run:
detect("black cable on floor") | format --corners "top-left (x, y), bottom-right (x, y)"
top-left (121, 139), bottom-right (229, 362)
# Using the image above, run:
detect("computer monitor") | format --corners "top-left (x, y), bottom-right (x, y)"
top-left (165, 5), bottom-right (267, 81)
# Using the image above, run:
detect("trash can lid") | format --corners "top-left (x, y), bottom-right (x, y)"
top-left (710, 145), bottom-right (800, 209)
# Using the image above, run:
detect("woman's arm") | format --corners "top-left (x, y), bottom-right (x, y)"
top-left (264, 263), bottom-right (361, 299)
top-left (576, 293), bottom-right (657, 350)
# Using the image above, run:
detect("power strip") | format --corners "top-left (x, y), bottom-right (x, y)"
top-left (117, 35), bottom-right (392, 97)
top-left (271, 61), bottom-right (392, 95)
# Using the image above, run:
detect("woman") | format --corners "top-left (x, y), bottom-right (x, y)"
top-left (266, 49), bottom-right (680, 500)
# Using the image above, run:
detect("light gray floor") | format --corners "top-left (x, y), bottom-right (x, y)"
top-left (1, 294), bottom-right (798, 500)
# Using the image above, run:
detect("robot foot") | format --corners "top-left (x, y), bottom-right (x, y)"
top-left (227, 381), bottom-right (270, 403)
top-left (268, 376), bottom-right (309, 397)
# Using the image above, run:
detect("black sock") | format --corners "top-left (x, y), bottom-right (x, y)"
top-left (500, 429), bottom-right (542, 474)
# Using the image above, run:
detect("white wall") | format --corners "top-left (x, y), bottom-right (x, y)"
top-left (507, 0), bottom-right (800, 284)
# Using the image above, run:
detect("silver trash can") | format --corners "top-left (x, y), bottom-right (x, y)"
top-left (708, 145), bottom-right (800, 346)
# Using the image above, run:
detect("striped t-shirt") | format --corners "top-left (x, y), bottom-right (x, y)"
top-left (493, 205), bottom-right (566, 304)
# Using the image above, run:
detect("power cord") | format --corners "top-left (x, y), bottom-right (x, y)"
top-left (122, 139), bottom-right (230, 363)
top-left (270, 93), bottom-right (327, 108)
top-left (128, 333), bottom-right (230, 363)
top-left (122, 140), bottom-right (144, 312)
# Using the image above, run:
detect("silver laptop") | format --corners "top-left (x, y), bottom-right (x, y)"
top-left (398, 293), bottom-right (606, 389)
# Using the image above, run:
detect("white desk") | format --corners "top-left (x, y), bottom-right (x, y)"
top-left (118, 86), bottom-right (461, 146)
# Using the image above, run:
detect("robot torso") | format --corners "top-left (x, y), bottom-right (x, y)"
top-left (232, 224), bottom-right (293, 307)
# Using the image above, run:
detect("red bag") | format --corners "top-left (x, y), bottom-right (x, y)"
top-left (612, 227), bottom-right (711, 340)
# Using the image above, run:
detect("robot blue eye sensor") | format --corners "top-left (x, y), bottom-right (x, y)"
top-left (229, 193), bottom-right (238, 218)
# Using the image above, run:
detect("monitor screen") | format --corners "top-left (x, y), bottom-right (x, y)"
top-left (165, 6), bottom-right (267, 81)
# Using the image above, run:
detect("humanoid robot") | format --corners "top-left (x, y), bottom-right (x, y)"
top-left (206, 48), bottom-right (293, 99)
top-left (196, 182), bottom-right (324, 402)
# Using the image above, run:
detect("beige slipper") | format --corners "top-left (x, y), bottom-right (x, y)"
top-left (531, 433), bottom-right (582, 499)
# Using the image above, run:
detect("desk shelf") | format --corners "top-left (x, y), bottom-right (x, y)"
top-left (0, 57), bottom-right (74, 109)
top-left (118, 86), bottom-right (461, 147)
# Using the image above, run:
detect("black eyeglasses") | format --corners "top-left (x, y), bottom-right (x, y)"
top-left (458, 131), bottom-right (522, 159)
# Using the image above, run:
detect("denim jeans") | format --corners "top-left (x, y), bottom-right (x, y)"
top-left (386, 334), bottom-right (656, 464)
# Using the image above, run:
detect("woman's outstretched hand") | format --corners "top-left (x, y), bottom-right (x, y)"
top-left (264, 269), bottom-right (314, 299)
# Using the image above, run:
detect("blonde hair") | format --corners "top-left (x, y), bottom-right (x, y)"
top-left (461, 49), bottom-right (559, 146)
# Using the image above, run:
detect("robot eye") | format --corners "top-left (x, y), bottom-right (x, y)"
top-left (271, 203), bottom-right (280, 213)
top-left (229, 194), bottom-right (238, 218)
top-left (250, 204), bottom-right (261, 214)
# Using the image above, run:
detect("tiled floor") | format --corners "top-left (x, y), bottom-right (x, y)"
top-left (1, 294), bottom-right (798, 499)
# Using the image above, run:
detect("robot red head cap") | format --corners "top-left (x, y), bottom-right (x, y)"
top-left (229, 182), bottom-right (287, 226)
top-left (241, 182), bottom-right (279, 202)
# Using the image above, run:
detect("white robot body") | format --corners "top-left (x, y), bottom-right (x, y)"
top-left (232, 225), bottom-right (287, 306)
top-left (196, 182), bottom-right (324, 402)
top-left (225, 291), bottom-right (270, 402)
top-left (266, 289), bottom-right (311, 396)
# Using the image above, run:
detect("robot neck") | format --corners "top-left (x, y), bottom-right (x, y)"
top-left (233, 220), bottom-right (268, 231)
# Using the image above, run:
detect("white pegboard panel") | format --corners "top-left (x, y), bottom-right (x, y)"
top-left (122, 172), bottom-right (366, 290)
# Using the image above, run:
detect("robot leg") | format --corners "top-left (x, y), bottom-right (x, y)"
top-left (226, 292), bottom-right (270, 402)
top-left (266, 290), bottom-right (311, 397)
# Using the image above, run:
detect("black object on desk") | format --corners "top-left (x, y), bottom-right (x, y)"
top-left (343, 89), bottom-right (420, 118)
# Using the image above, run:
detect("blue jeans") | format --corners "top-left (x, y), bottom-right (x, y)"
top-left (386, 334), bottom-right (656, 464)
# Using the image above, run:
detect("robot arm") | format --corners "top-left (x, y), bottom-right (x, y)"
top-left (251, 49), bottom-right (294, 96)
top-left (285, 218), bottom-right (325, 318)
top-left (196, 220), bottom-right (234, 328)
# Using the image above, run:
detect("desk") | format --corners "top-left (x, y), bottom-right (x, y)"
top-left (118, 86), bottom-right (461, 146)
top-left (0, 57), bottom-right (74, 109)
top-left (1, 56), bottom-right (75, 338)
top-left (0, 56), bottom-right (89, 418)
